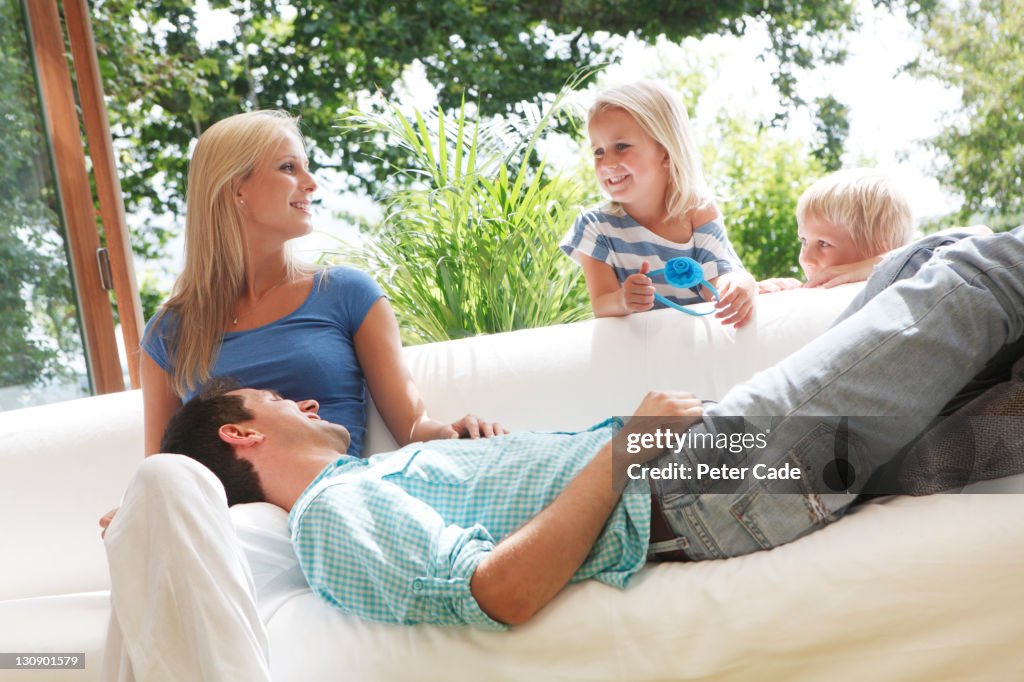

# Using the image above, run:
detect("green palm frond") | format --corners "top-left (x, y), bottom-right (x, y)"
top-left (330, 88), bottom-right (592, 344)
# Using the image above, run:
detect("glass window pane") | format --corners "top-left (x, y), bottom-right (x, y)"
top-left (0, 0), bottom-right (90, 410)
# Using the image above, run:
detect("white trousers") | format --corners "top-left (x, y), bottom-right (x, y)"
top-left (100, 455), bottom-right (272, 682)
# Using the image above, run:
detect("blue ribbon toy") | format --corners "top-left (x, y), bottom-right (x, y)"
top-left (645, 257), bottom-right (720, 316)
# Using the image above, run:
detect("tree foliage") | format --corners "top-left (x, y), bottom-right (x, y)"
top-left (811, 94), bottom-right (849, 172)
top-left (704, 114), bottom-right (826, 280)
top-left (89, 0), bottom-right (869, 254)
top-left (908, 0), bottom-right (1024, 229)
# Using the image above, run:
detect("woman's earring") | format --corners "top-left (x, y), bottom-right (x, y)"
top-left (238, 199), bottom-right (245, 207)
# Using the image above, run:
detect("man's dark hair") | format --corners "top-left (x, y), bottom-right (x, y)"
top-left (160, 379), bottom-right (266, 505)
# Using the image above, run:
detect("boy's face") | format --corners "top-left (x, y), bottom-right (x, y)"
top-left (797, 214), bottom-right (862, 280)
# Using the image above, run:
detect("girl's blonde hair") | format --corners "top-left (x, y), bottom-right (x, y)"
top-left (797, 168), bottom-right (914, 258)
top-left (590, 80), bottom-right (712, 220)
top-left (148, 110), bottom-right (313, 395)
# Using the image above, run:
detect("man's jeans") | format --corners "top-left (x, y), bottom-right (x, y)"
top-left (652, 227), bottom-right (1024, 561)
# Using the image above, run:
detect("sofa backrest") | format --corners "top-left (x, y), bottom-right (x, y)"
top-left (364, 286), bottom-right (862, 454)
top-left (0, 284), bottom-right (861, 600)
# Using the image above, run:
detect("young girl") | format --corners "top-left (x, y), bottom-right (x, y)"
top-left (561, 81), bottom-right (756, 326)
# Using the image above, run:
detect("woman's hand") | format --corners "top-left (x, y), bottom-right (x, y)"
top-left (413, 415), bottom-right (509, 442)
top-left (712, 271), bottom-right (757, 328)
top-left (99, 506), bottom-right (119, 538)
top-left (357, 299), bottom-right (511, 447)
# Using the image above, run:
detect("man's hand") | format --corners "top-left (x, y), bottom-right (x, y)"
top-left (630, 390), bottom-right (704, 419)
top-left (620, 391), bottom-right (704, 465)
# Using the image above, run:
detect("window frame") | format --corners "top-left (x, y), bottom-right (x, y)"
top-left (22, 0), bottom-right (141, 394)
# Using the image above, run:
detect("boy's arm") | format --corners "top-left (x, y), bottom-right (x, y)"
top-left (805, 256), bottom-right (882, 288)
top-left (471, 391), bottom-right (703, 625)
top-left (580, 255), bottom-right (654, 317)
top-left (758, 277), bottom-right (803, 294)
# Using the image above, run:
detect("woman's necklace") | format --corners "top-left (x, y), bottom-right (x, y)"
top-left (232, 277), bottom-right (290, 326)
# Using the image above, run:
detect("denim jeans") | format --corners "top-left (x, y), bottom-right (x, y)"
top-left (652, 227), bottom-right (1024, 561)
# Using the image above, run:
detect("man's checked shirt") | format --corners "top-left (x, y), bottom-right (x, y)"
top-left (289, 419), bottom-right (651, 629)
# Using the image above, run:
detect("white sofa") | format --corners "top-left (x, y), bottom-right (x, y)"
top-left (2, 284), bottom-right (1023, 681)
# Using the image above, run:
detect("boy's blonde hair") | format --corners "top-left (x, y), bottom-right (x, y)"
top-left (797, 168), bottom-right (914, 257)
top-left (590, 80), bottom-right (712, 221)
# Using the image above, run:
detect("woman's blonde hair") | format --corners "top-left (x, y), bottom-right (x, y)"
top-left (148, 110), bottom-right (312, 395)
top-left (590, 80), bottom-right (712, 220)
top-left (796, 168), bottom-right (914, 258)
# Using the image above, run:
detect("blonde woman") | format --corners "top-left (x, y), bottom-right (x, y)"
top-left (560, 80), bottom-right (756, 325)
top-left (138, 110), bottom-right (503, 460)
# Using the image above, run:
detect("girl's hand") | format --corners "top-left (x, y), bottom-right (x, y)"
top-left (713, 271), bottom-right (757, 328)
top-left (620, 261), bottom-right (655, 313)
top-left (757, 277), bottom-right (803, 294)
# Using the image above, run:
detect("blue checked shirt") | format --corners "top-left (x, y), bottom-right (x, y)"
top-left (289, 419), bottom-right (652, 630)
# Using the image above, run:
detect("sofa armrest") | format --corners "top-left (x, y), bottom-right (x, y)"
top-left (0, 390), bottom-right (143, 600)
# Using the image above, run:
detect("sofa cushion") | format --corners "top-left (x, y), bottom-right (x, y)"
top-left (0, 592), bottom-right (109, 681)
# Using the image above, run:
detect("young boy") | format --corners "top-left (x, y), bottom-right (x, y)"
top-left (760, 168), bottom-right (915, 292)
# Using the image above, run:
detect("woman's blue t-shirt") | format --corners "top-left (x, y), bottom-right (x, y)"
top-left (142, 267), bottom-right (384, 457)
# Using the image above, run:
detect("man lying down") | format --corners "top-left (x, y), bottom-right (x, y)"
top-left (153, 227), bottom-right (1024, 631)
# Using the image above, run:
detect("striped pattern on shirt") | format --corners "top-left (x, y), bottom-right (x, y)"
top-left (560, 207), bottom-right (745, 308)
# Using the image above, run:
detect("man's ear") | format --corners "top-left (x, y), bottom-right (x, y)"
top-left (218, 423), bottom-right (264, 447)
